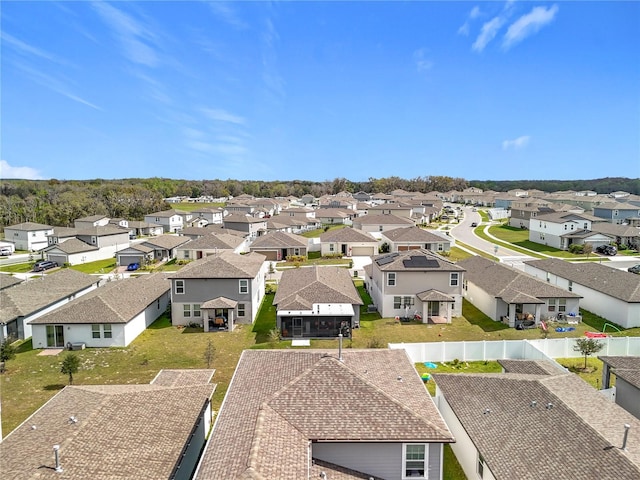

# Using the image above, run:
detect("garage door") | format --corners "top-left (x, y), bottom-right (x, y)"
top-left (398, 245), bottom-right (420, 251)
top-left (351, 246), bottom-right (375, 256)
top-left (255, 250), bottom-right (278, 261)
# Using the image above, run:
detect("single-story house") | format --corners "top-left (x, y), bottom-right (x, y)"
top-left (319, 227), bottom-right (378, 257)
top-left (0, 369), bottom-right (215, 480)
top-left (523, 258), bottom-right (640, 328)
top-left (273, 266), bottom-right (363, 339)
top-left (177, 233), bottom-right (246, 260)
top-left (74, 214), bottom-right (110, 229)
top-left (599, 356), bottom-right (640, 420)
top-left (0, 269), bottom-right (100, 340)
top-left (248, 230), bottom-right (308, 261)
top-left (380, 226), bottom-right (451, 253)
top-left (365, 249), bottom-right (465, 322)
top-left (434, 360), bottom-right (640, 480)
top-left (589, 223), bottom-right (640, 250)
top-left (458, 256), bottom-right (582, 328)
top-left (141, 234), bottom-right (191, 262)
top-left (352, 213), bottom-right (415, 236)
top-left (43, 238), bottom-right (101, 266)
top-left (314, 207), bottom-right (357, 225)
top-left (116, 243), bottom-right (155, 268)
top-left (167, 251), bottom-right (267, 331)
top-left (29, 273), bottom-right (170, 348)
top-left (127, 220), bottom-right (164, 237)
top-left (194, 349), bottom-right (454, 480)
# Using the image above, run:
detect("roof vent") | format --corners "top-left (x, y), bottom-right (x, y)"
top-left (53, 445), bottom-right (63, 473)
top-left (483, 408), bottom-right (491, 415)
top-left (69, 415), bottom-right (77, 424)
top-left (397, 376), bottom-right (403, 382)
top-left (546, 402), bottom-right (554, 410)
top-left (530, 400), bottom-right (537, 408)
top-left (622, 424), bottom-right (631, 451)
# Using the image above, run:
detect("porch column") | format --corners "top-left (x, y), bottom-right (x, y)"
top-left (203, 312), bottom-right (210, 332)
top-left (534, 304), bottom-right (542, 325)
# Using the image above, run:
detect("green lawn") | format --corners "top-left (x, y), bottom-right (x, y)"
top-left (300, 224), bottom-right (346, 238)
top-left (70, 258), bottom-right (117, 274)
top-left (172, 202), bottom-right (225, 211)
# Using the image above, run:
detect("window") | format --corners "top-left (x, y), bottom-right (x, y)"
top-left (193, 304), bottom-right (201, 317)
top-left (558, 298), bottom-right (567, 312)
top-left (564, 224), bottom-right (568, 230)
top-left (437, 243), bottom-right (443, 252)
top-left (546, 273), bottom-right (550, 283)
top-left (403, 443), bottom-right (427, 479)
top-left (387, 273), bottom-right (396, 286)
top-left (450, 272), bottom-right (459, 287)
top-left (379, 225), bottom-right (384, 232)
top-left (463, 279), bottom-right (468, 291)
top-left (183, 304), bottom-right (191, 318)
top-left (394, 296), bottom-right (402, 309)
top-left (568, 281), bottom-right (573, 292)
top-left (239, 279), bottom-right (249, 294)
top-left (103, 324), bottom-right (112, 339)
top-left (548, 298), bottom-right (556, 312)
top-left (583, 222), bottom-right (588, 229)
top-left (293, 248), bottom-right (300, 256)
top-left (184, 250), bottom-right (190, 259)
top-left (329, 243), bottom-right (335, 252)
top-left (175, 280), bottom-right (185, 294)
top-left (92, 324), bottom-right (101, 339)
top-left (238, 303), bottom-right (246, 317)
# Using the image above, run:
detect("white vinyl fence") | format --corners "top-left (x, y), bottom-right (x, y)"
top-left (389, 336), bottom-right (640, 364)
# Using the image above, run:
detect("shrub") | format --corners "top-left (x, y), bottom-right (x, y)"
top-left (367, 337), bottom-right (385, 349)
top-left (568, 244), bottom-right (584, 254)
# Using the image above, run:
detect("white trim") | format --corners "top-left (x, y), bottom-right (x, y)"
top-left (402, 443), bottom-right (429, 479)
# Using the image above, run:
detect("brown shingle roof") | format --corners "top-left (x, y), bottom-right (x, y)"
top-left (142, 234), bottom-right (190, 250)
top-left (319, 227), bottom-right (376, 243)
top-left (373, 249), bottom-right (464, 273)
top-left (273, 266), bottom-right (363, 309)
top-left (524, 258), bottom-right (640, 302)
top-left (458, 256), bottom-right (581, 300)
top-left (0, 274), bottom-right (24, 290)
top-left (5, 221), bottom-right (53, 231)
top-left (381, 226), bottom-right (448, 243)
top-left (45, 238), bottom-right (98, 254)
top-left (0, 378), bottom-right (215, 479)
top-left (250, 231), bottom-right (307, 249)
top-left (353, 214), bottom-right (414, 226)
top-left (0, 269), bottom-right (99, 324)
top-left (180, 233), bottom-right (244, 250)
top-left (434, 372), bottom-right (640, 479)
top-left (168, 251), bottom-right (265, 279)
top-left (28, 273), bottom-right (170, 325)
top-left (196, 349), bottom-right (453, 479)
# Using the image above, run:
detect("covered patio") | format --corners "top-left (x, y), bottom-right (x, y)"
top-left (201, 296), bottom-right (237, 332)
top-left (497, 290), bottom-right (544, 329)
top-left (416, 289), bottom-right (454, 324)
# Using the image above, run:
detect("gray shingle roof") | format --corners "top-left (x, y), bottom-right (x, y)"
top-left (28, 273), bottom-right (170, 325)
top-left (497, 359), bottom-right (566, 375)
top-left (168, 251), bottom-right (265, 279)
top-left (196, 349), bottom-right (453, 479)
top-left (373, 249), bottom-right (465, 273)
top-left (0, 269), bottom-right (99, 324)
top-left (458, 256), bottom-right (581, 300)
top-left (524, 258), bottom-right (640, 302)
top-left (416, 289), bottom-right (454, 302)
top-left (250, 231), bottom-right (307, 248)
top-left (142, 234), bottom-right (190, 250)
top-left (0, 274), bottom-right (24, 290)
top-left (273, 266), bottom-right (363, 309)
top-left (434, 372), bottom-right (640, 480)
top-left (151, 369), bottom-right (215, 387)
top-left (319, 227), bottom-right (376, 243)
top-left (381, 226), bottom-right (448, 243)
top-left (180, 233), bottom-right (244, 250)
top-left (45, 238), bottom-right (99, 254)
top-left (0, 377), bottom-right (215, 479)
top-left (599, 356), bottom-right (640, 389)
top-left (353, 214), bottom-right (414, 226)
top-left (5, 221), bottom-right (53, 231)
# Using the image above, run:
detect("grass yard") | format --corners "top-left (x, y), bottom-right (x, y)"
top-left (0, 262), bottom-right (36, 274)
top-left (300, 224), bottom-right (346, 238)
top-left (172, 202), bottom-right (225, 211)
top-left (486, 225), bottom-right (595, 259)
top-left (70, 258), bottom-right (117, 274)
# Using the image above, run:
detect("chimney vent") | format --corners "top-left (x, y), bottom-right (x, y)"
top-left (546, 402), bottom-right (554, 410)
top-left (622, 424), bottom-right (631, 450)
top-left (338, 333), bottom-right (343, 362)
top-left (530, 400), bottom-right (537, 408)
top-left (483, 408), bottom-right (491, 415)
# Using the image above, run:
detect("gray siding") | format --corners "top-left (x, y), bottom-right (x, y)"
top-left (616, 379), bottom-right (640, 419)
top-left (313, 442), bottom-right (442, 480)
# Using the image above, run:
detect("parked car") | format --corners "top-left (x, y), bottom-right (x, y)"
top-left (470, 222), bottom-right (478, 227)
top-left (126, 262), bottom-right (140, 271)
top-left (33, 260), bottom-right (58, 272)
top-left (0, 247), bottom-right (12, 256)
top-left (595, 245), bottom-right (617, 256)
top-left (628, 264), bottom-right (640, 275)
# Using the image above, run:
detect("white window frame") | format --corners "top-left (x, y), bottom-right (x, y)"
top-left (477, 452), bottom-right (486, 478)
top-left (183, 304), bottom-right (191, 318)
top-left (103, 324), bottom-right (112, 339)
top-left (402, 443), bottom-right (428, 479)
top-left (238, 303), bottom-right (246, 317)
top-left (92, 324), bottom-right (101, 339)
top-left (558, 298), bottom-right (567, 312)
top-left (175, 280), bottom-right (185, 294)
top-left (548, 298), bottom-right (556, 312)
top-left (239, 279), bottom-right (249, 294)
top-left (394, 296), bottom-right (402, 309)
top-left (450, 272), bottom-right (459, 287)
top-left (193, 304), bottom-right (201, 317)
top-left (387, 272), bottom-right (396, 286)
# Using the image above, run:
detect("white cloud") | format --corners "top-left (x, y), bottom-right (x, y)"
top-left (207, 1), bottom-right (248, 29)
top-left (502, 135), bottom-right (531, 150)
top-left (470, 6), bottom-right (482, 19)
top-left (413, 48), bottom-right (434, 72)
top-left (1, 32), bottom-right (70, 66)
top-left (0, 160), bottom-right (44, 180)
top-left (92, 1), bottom-right (159, 67)
top-left (503, 5), bottom-right (559, 50)
top-left (458, 6), bottom-right (482, 36)
top-left (472, 16), bottom-right (505, 52)
top-left (201, 108), bottom-right (246, 125)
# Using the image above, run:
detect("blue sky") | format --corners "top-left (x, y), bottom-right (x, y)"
top-left (1, 1), bottom-right (639, 182)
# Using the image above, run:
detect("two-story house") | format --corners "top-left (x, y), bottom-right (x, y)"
top-left (380, 226), bottom-right (451, 253)
top-left (365, 249), bottom-right (465, 322)
top-left (222, 213), bottom-right (267, 239)
top-left (144, 209), bottom-right (191, 233)
top-left (593, 202), bottom-right (640, 225)
top-left (3, 222), bottom-right (54, 251)
top-left (191, 207), bottom-right (224, 225)
top-left (167, 251), bottom-right (267, 331)
top-left (529, 212), bottom-right (610, 250)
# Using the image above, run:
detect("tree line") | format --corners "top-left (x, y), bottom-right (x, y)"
top-left (0, 176), bottom-right (637, 228)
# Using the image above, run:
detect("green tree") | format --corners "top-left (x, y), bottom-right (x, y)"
top-left (0, 338), bottom-right (17, 372)
top-left (61, 353), bottom-right (81, 385)
top-left (573, 338), bottom-right (604, 370)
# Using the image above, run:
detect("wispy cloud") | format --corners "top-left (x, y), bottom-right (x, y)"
top-left (1, 32), bottom-right (71, 66)
top-left (502, 135), bottom-right (531, 150)
top-left (458, 6), bottom-right (481, 36)
top-left (503, 5), bottom-right (559, 50)
top-left (13, 61), bottom-right (101, 110)
top-left (413, 48), bottom-right (434, 72)
top-left (472, 16), bottom-right (506, 52)
top-left (92, 1), bottom-right (159, 67)
top-left (0, 160), bottom-right (44, 180)
top-left (201, 108), bottom-right (245, 125)
top-left (207, 1), bottom-right (248, 29)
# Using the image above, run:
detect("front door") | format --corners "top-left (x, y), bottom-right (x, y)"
top-left (46, 325), bottom-right (65, 348)
top-left (292, 317), bottom-right (303, 337)
top-left (428, 302), bottom-right (440, 317)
